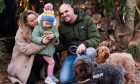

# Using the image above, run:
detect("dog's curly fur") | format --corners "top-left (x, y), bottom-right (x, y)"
top-left (94, 46), bottom-right (110, 64)
top-left (91, 63), bottom-right (124, 84)
top-left (73, 55), bottom-right (93, 83)
top-left (73, 55), bottom-right (124, 84)
top-left (94, 46), bottom-right (136, 84)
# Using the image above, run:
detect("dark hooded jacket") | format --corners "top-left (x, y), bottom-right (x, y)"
top-left (57, 8), bottom-right (100, 52)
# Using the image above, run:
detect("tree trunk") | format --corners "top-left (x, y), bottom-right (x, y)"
top-left (125, 0), bottom-right (136, 31)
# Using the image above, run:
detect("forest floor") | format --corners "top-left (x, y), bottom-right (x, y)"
top-left (1, 54), bottom-right (140, 84)
top-left (0, 55), bottom-right (11, 84)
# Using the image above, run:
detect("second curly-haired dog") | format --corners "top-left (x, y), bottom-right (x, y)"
top-left (94, 46), bottom-right (136, 84)
top-left (73, 54), bottom-right (124, 84)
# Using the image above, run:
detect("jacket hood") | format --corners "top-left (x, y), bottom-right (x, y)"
top-left (38, 20), bottom-right (43, 27)
top-left (38, 20), bottom-right (47, 30)
top-left (74, 8), bottom-right (87, 21)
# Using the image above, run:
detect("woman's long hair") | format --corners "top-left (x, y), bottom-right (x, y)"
top-left (18, 10), bottom-right (38, 42)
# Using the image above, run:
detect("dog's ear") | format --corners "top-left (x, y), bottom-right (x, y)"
top-left (94, 63), bottom-right (98, 67)
top-left (104, 47), bottom-right (110, 59)
top-left (93, 63), bottom-right (98, 68)
top-left (92, 63), bottom-right (98, 70)
top-left (94, 48), bottom-right (99, 57)
top-left (94, 48), bottom-right (99, 62)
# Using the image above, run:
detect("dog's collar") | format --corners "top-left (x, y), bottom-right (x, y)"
top-left (92, 73), bottom-right (104, 79)
top-left (78, 78), bottom-right (90, 83)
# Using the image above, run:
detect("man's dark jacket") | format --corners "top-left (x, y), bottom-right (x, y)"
top-left (57, 8), bottom-right (100, 52)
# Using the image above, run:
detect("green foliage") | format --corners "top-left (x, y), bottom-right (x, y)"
top-left (98, 0), bottom-right (115, 17)
top-left (120, 0), bottom-right (126, 15)
top-left (63, 0), bottom-right (77, 6)
top-left (0, 38), bottom-right (8, 57)
top-left (98, 0), bottom-right (127, 19)
top-left (0, 0), bottom-right (6, 13)
top-left (127, 41), bottom-right (140, 59)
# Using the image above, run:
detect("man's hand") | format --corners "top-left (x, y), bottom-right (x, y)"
top-left (77, 43), bottom-right (86, 53)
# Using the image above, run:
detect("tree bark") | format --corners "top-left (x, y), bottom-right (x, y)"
top-left (125, 0), bottom-right (136, 30)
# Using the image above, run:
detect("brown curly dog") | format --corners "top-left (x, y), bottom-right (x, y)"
top-left (94, 46), bottom-right (136, 84)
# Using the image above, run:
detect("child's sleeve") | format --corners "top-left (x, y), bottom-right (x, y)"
top-left (32, 26), bottom-right (43, 44)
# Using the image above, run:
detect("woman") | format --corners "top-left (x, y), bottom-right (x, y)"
top-left (7, 10), bottom-right (49, 84)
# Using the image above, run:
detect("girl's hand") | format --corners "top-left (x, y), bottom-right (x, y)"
top-left (42, 36), bottom-right (50, 44)
top-left (48, 33), bottom-right (54, 39)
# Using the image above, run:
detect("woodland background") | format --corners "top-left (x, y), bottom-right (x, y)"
top-left (0, 0), bottom-right (140, 83)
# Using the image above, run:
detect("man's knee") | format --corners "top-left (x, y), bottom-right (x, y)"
top-left (85, 47), bottom-right (96, 59)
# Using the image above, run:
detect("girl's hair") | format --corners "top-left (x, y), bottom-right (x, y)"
top-left (19, 10), bottom-right (38, 41)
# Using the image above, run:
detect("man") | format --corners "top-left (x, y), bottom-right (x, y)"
top-left (57, 4), bottom-right (100, 83)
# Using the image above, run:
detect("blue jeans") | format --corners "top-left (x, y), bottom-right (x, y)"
top-left (59, 47), bottom-right (96, 84)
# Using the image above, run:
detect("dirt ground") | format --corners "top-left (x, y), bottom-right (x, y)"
top-left (0, 55), bottom-right (11, 84)
top-left (1, 55), bottom-right (140, 84)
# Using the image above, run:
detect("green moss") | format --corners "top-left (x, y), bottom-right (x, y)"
top-left (127, 41), bottom-right (140, 60)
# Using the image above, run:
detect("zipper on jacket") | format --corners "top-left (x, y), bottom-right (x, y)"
top-left (73, 25), bottom-right (80, 46)
top-left (73, 25), bottom-right (76, 41)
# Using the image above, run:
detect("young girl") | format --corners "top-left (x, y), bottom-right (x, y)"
top-left (32, 14), bottom-right (59, 84)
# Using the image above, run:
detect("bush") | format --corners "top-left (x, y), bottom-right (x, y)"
top-left (127, 41), bottom-right (140, 61)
